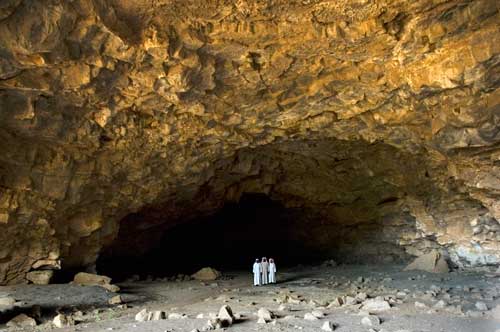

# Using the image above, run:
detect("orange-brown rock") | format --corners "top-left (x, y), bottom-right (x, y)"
top-left (0, 0), bottom-right (499, 284)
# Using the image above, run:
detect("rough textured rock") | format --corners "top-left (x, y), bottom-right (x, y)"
top-left (404, 250), bottom-right (449, 273)
top-left (192, 267), bottom-right (221, 281)
top-left (0, 0), bottom-right (499, 284)
top-left (26, 270), bottom-right (53, 285)
top-left (73, 272), bottom-right (119, 292)
top-left (7, 314), bottom-right (37, 328)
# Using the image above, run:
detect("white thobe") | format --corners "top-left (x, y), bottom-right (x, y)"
top-left (253, 263), bottom-right (262, 286)
top-left (261, 261), bottom-right (269, 284)
top-left (268, 262), bottom-right (276, 283)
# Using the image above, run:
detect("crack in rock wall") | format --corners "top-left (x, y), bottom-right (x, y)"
top-left (0, 0), bottom-right (499, 284)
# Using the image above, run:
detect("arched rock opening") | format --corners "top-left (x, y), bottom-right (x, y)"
top-left (92, 138), bottom-right (491, 280)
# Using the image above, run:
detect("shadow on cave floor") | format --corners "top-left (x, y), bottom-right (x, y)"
top-left (97, 193), bottom-right (330, 282)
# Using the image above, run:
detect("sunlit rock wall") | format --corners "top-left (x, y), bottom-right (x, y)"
top-left (0, 0), bottom-right (499, 284)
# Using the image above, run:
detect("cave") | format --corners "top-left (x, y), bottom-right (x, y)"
top-left (98, 193), bottom-right (315, 279)
top-left (0, 0), bottom-right (499, 331)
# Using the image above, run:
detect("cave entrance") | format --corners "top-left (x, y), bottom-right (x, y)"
top-left (98, 193), bottom-right (322, 280)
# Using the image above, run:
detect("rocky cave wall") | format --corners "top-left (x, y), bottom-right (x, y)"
top-left (0, 0), bottom-right (499, 284)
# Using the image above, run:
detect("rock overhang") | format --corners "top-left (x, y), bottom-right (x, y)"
top-left (0, 0), bottom-right (499, 284)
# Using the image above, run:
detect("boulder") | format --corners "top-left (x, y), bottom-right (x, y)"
top-left (491, 304), bottom-right (500, 320)
top-left (257, 307), bottom-right (274, 321)
top-left (192, 267), bottom-right (221, 281)
top-left (218, 305), bottom-right (235, 325)
top-left (53, 314), bottom-right (74, 328)
top-left (7, 314), bottom-right (37, 328)
top-left (475, 301), bottom-right (488, 311)
top-left (361, 298), bottom-right (391, 312)
top-left (322, 321), bottom-right (335, 331)
top-left (327, 297), bottom-right (343, 308)
top-left (26, 270), bottom-right (53, 285)
top-left (304, 312), bottom-right (319, 320)
top-left (108, 295), bottom-right (122, 305)
top-left (311, 310), bottom-right (325, 318)
top-left (168, 313), bottom-right (184, 319)
top-left (151, 311), bottom-right (166, 320)
top-left (73, 272), bottom-right (120, 292)
top-left (205, 318), bottom-right (224, 329)
top-left (135, 309), bottom-right (152, 322)
top-left (0, 296), bottom-right (15, 307)
top-left (404, 251), bottom-right (449, 273)
top-left (361, 315), bottom-right (380, 326)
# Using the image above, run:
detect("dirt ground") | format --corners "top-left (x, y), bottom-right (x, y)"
top-left (1, 264), bottom-right (499, 332)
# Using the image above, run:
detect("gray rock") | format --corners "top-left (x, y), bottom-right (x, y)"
top-left (361, 298), bottom-right (391, 312)
top-left (311, 309), bottom-right (325, 318)
top-left (135, 309), bottom-right (151, 322)
top-left (304, 312), bottom-right (319, 320)
top-left (257, 317), bottom-right (267, 324)
top-left (257, 307), bottom-right (274, 321)
top-left (475, 301), bottom-right (488, 311)
top-left (218, 305), bottom-right (235, 325)
top-left (434, 300), bottom-right (447, 309)
top-left (361, 315), bottom-right (380, 326)
top-left (321, 321), bottom-right (335, 331)
top-left (151, 311), bottom-right (166, 320)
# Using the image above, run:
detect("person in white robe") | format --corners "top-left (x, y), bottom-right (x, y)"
top-left (253, 259), bottom-right (262, 286)
top-left (268, 258), bottom-right (276, 283)
top-left (261, 257), bottom-right (269, 285)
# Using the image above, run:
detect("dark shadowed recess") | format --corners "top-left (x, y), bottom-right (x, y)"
top-left (97, 193), bottom-right (327, 281)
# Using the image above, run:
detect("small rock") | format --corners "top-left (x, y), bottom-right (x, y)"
top-left (361, 315), bottom-right (380, 326)
top-left (327, 297), bottom-right (343, 308)
top-left (475, 301), bottom-right (488, 311)
top-left (278, 304), bottom-right (288, 311)
top-left (356, 292), bottom-right (368, 301)
top-left (7, 314), bottom-right (37, 328)
top-left (415, 301), bottom-right (428, 309)
top-left (151, 311), bottom-right (166, 320)
top-left (396, 291), bottom-right (407, 299)
top-left (257, 307), bottom-right (274, 321)
top-left (321, 321), bottom-right (335, 331)
top-left (168, 313), bottom-right (184, 319)
top-left (304, 312), bottom-right (318, 320)
top-left (218, 305), bottom-right (235, 325)
top-left (204, 318), bottom-right (224, 330)
top-left (361, 298), bottom-right (391, 312)
top-left (196, 313), bottom-right (205, 319)
top-left (344, 296), bottom-right (358, 305)
top-left (135, 309), bottom-right (151, 322)
top-left (433, 300), bottom-right (447, 309)
top-left (257, 317), bottom-right (267, 324)
top-left (311, 310), bottom-right (325, 318)
top-left (53, 314), bottom-right (74, 328)
top-left (108, 295), bottom-right (122, 305)
top-left (26, 270), bottom-right (53, 285)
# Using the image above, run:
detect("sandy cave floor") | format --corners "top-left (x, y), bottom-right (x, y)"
top-left (1, 264), bottom-right (499, 332)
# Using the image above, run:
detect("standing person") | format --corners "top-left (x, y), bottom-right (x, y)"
top-left (268, 258), bottom-right (276, 284)
top-left (261, 257), bottom-right (269, 285)
top-left (253, 259), bottom-right (262, 286)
